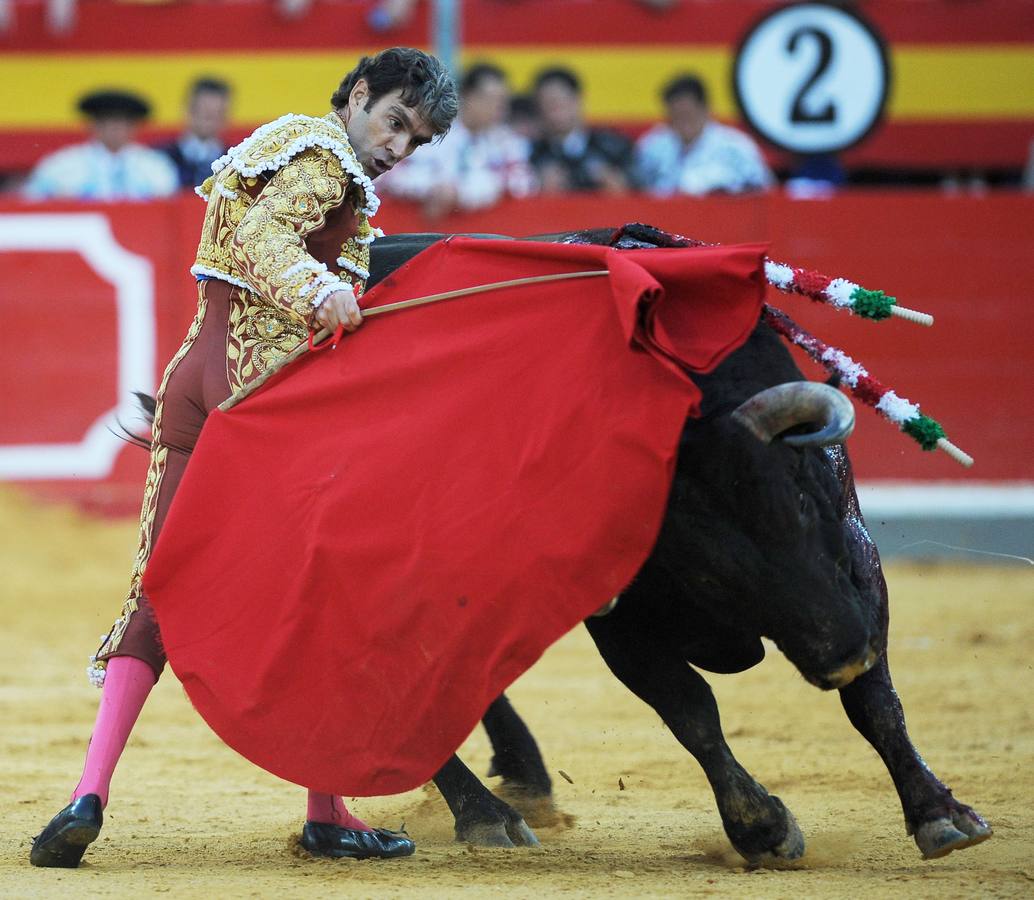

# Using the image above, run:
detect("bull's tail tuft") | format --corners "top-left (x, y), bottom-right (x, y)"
top-left (133, 391), bottom-right (156, 423)
top-left (111, 392), bottom-right (156, 450)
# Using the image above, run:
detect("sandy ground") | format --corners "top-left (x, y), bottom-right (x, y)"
top-left (1, 485), bottom-right (1032, 899)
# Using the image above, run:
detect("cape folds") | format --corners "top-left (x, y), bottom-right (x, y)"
top-left (144, 237), bottom-right (767, 796)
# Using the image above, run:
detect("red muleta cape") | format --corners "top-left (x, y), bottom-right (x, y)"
top-left (144, 237), bottom-right (766, 796)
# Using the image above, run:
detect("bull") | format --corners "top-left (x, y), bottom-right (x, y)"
top-left (130, 225), bottom-right (992, 862)
top-left (365, 226), bottom-right (992, 863)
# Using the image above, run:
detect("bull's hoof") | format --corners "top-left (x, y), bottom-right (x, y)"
top-left (455, 796), bottom-right (540, 849)
top-left (915, 808), bottom-right (992, 860)
top-left (494, 782), bottom-right (575, 830)
top-left (729, 797), bottom-right (805, 865)
top-left (459, 822), bottom-right (517, 848)
top-left (456, 818), bottom-right (540, 849)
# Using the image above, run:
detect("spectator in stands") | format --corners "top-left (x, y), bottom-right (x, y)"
top-left (160, 77), bottom-right (232, 191)
top-left (508, 93), bottom-right (541, 144)
top-left (377, 62), bottom-right (534, 217)
top-left (635, 74), bottom-right (774, 196)
top-left (785, 153), bottom-right (847, 198)
top-left (530, 66), bottom-right (634, 194)
top-left (23, 89), bottom-right (178, 201)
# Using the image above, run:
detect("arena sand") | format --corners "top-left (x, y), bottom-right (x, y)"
top-left (1, 486), bottom-right (1031, 899)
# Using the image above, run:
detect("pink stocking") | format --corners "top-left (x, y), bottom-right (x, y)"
top-left (306, 791), bottom-right (371, 831)
top-left (72, 656), bottom-right (156, 808)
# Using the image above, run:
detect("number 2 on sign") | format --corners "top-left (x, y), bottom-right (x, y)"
top-left (787, 26), bottom-right (836, 124)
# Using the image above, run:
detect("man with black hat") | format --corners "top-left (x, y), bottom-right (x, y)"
top-left (23, 89), bottom-right (178, 201)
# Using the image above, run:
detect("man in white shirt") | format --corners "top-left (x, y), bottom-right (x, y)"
top-left (377, 62), bottom-right (534, 218)
top-left (23, 90), bottom-right (179, 201)
top-left (636, 74), bottom-right (774, 197)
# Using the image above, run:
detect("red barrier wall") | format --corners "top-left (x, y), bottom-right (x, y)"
top-left (1, 192), bottom-right (1031, 513)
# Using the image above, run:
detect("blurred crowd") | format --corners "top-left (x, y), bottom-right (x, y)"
top-left (377, 63), bottom-right (779, 218)
top-left (13, 58), bottom-right (1034, 209)
top-left (16, 63), bottom-right (787, 210)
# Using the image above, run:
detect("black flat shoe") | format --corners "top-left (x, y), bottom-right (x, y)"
top-left (30, 794), bottom-right (103, 868)
top-left (299, 822), bottom-right (415, 860)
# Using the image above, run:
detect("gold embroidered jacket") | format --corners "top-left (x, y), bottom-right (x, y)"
top-left (191, 113), bottom-right (382, 369)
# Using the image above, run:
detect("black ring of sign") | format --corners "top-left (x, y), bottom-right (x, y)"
top-left (731, 1), bottom-right (891, 156)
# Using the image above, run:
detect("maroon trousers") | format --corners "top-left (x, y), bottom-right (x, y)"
top-left (96, 279), bottom-right (244, 678)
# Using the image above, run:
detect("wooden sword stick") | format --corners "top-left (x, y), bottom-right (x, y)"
top-left (218, 269), bottom-right (609, 412)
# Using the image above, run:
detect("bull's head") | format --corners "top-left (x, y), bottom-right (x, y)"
top-left (651, 327), bottom-right (881, 691)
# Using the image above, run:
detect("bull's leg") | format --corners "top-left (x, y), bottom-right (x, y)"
top-left (831, 447), bottom-right (992, 858)
top-left (483, 695), bottom-right (552, 793)
top-left (481, 695), bottom-right (562, 826)
top-left (431, 754), bottom-right (540, 848)
top-left (585, 614), bottom-right (804, 863)
top-left (838, 656), bottom-right (992, 859)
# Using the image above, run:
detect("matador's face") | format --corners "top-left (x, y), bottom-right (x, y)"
top-left (341, 82), bottom-right (436, 179)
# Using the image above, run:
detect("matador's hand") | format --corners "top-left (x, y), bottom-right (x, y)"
top-left (314, 286), bottom-right (363, 333)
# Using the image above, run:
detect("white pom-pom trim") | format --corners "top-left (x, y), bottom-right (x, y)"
top-left (298, 271), bottom-right (337, 297)
top-left (825, 278), bottom-right (859, 308)
top-left (211, 113), bottom-right (380, 217)
top-left (354, 228), bottom-right (384, 245)
top-left (876, 390), bottom-right (920, 425)
top-left (215, 183), bottom-right (239, 201)
top-left (280, 260), bottom-right (326, 281)
top-left (190, 265), bottom-right (255, 293)
top-left (765, 261), bottom-right (794, 290)
top-left (311, 282), bottom-right (353, 309)
top-left (336, 257), bottom-right (370, 280)
top-left (194, 185), bottom-right (210, 202)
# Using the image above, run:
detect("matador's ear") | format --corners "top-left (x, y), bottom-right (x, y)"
top-left (348, 78), bottom-right (370, 113)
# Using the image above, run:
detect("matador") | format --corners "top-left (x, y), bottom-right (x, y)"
top-left (31, 47), bottom-right (458, 869)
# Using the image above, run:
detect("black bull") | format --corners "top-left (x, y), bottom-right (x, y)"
top-left (363, 227), bottom-right (991, 863)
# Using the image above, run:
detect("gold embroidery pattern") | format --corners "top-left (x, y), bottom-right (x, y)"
top-left (91, 285), bottom-right (211, 675)
top-left (338, 227), bottom-right (373, 300)
top-left (193, 114), bottom-right (373, 324)
top-left (230, 149), bottom-right (349, 322)
top-left (91, 117), bottom-right (380, 683)
top-left (226, 288), bottom-right (307, 393)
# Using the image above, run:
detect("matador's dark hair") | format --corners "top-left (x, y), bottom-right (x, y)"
top-left (331, 47), bottom-right (458, 137)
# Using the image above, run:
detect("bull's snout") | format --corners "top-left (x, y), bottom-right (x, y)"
top-left (809, 644), bottom-right (879, 691)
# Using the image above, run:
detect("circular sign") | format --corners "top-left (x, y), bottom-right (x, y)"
top-left (733, 2), bottom-right (890, 155)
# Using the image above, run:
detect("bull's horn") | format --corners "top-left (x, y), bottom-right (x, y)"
top-left (731, 382), bottom-right (855, 447)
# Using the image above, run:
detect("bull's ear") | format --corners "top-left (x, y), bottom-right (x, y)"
top-left (731, 381), bottom-right (855, 447)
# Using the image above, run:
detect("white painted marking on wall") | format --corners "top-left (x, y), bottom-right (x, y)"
top-left (0, 213), bottom-right (155, 479)
top-left (857, 482), bottom-right (1034, 518)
